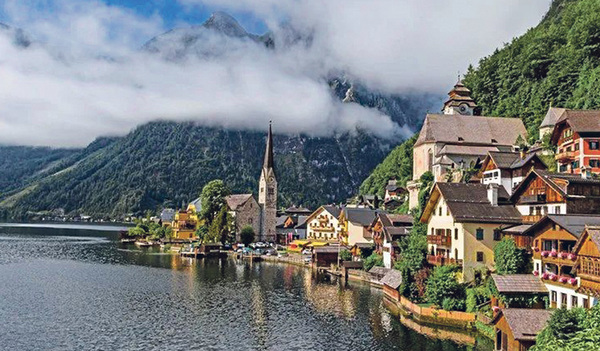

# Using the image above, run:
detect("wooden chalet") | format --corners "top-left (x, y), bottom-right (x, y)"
top-left (493, 308), bottom-right (552, 351)
top-left (479, 151), bottom-right (547, 195)
top-left (312, 246), bottom-right (340, 267)
top-left (509, 169), bottom-right (600, 224)
top-left (550, 109), bottom-right (600, 175)
top-left (572, 226), bottom-right (600, 306)
top-left (371, 213), bottom-right (412, 269)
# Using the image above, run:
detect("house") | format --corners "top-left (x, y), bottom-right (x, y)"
top-left (339, 207), bottom-right (380, 246)
top-left (572, 226), bottom-right (600, 307)
top-left (539, 107), bottom-right (566, 140)
top-left (526, 215), bottom-right (600, 309)
top-left (478, 151), bottom-right (547, 195)
top-left (550, 109), bottom-right (600, 174)
top-left (407, 80), bottom-right (527, 209)
top-left (493, 308), bottom-right (552, 351)
top-left (283, 206), bottom-right (312, 216)
top-left (490, 274), bottom-right (548, 309)
top-left (509, 169), bottom-right (600, 224)
top-left (188, 197), bottom-right (202, 213)
top-left (421, 182), bottom-right (522, 282)
top-left (306, 206), bottom-right (343, 243)
top-left (171, 209), bottom-right (199, 240)
top-left (276, 215), bottom-right (308, 244)
top-left (349, 242), bottom-right (374, 260)
top-left (384, 179), bottom-right (407, 202)
top-left (225, 194), bottom-right (260, 242)
top-left (371, 213), bottom-right (412, 269)
top-left (312, 246), bottom-right (340, 267)
top-left (159, 208), bottom-right (176, 225)
top-left (381, 269), bottom-right (403, 301)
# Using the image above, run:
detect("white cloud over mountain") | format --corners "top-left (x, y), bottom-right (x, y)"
top-left (0, 0), bottom-right (550, 147)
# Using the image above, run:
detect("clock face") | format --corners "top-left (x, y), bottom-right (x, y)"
top-left (269, 176), bottom-right (274, 182)
top-left (459, 105), bottom-right (468, 114)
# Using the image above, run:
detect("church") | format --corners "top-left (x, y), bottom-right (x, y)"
top-left (257, 122), bottom-right (278, 242)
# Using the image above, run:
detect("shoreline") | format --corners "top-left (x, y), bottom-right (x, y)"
top-left (0, 222), bottom-right (131, 232)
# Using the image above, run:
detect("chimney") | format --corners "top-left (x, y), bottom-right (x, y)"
top-left (487, 183), bottom-right (499, 207)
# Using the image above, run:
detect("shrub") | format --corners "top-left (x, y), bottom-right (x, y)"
top-left (442, 298), bottom-right (466, 312)
top-left (494, 237), bottom-right (531, 274)
top-left (363, 253), bottom-right (383, 271)
top-left (425, 265), bottom-right (466, 311)
top-left (339, 249), bottom-right (352, 261)
top-left (240, 225), bottom-right (255, 246)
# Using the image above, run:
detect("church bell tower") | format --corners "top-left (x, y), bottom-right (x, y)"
top-left (443, 79), bottom-right (477, 115)
top-left (258, 122), bottom-right (277, 242)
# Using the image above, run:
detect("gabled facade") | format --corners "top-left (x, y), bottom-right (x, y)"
top-left (371, 213), bottom-right (412, 268)
top-left (226, 194), bottom-right (260, 242)
top-left (550, 110), bottom-right (600, 175)
top-left (510, 169), bottom-right (600, 224)
top-left (306, 206), bottom-right (343, 242)
top-left (573, 226), bottom-right (600, 306)
top-left (539, 107), bottom-right (566, 140)
top-left (421, 183), bottom-right (521, 282)
top-left (339, 208), bottom-right (380, 246)
top-left (479, 151), bottom-right (547, 195)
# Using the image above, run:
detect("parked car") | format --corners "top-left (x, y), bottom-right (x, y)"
top-left (265, 249), bottom-right (276, 256)
top-left (301, 249), bottom-right (312, 255)
top-left (277, 252), bottom-right (288, 258)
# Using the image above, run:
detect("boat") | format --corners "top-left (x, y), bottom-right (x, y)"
top-left (134, 241), bottom-right (152, 247)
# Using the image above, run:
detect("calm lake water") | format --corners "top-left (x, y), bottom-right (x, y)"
top-left (0, 224), bottom-right (486, 351)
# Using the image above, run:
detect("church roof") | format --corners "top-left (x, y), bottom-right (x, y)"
top-left (443, 80), bottom-right (477, 108)
top-left (225, 194), bottom-right (254, 211)
top-left (539, 107), bottom-right (566, 128)
top-left (414, 114), bottom-right (527, 147)
top-left (263, 122), bottom-right (275, 171)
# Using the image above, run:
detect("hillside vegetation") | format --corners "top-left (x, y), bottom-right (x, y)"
top-left (464, 0), bottom-right (600, 140)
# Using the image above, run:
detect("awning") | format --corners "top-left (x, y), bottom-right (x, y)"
top-left (291, 240), bottom-right (311, 246)
top-left (307, 241), bottom-right (329, 247)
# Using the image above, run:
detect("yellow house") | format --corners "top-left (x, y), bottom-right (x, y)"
top-left (306, 206), bottom-right (342, 243)
top-left (339, 207), bottom-right (379, 247)
top-left (421, 182), bottom-right (522, 281)
top-left (170, 197), bottom-right (202, 240)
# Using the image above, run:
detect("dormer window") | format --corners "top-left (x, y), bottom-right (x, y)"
top-left (491, 139), bottom-right (498, 143)
top-left (458, 137), bottom-right (464, 142)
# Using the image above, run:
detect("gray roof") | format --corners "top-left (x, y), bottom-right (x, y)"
top-left (225, 194), bottom-right (253, 211)
top-left (435, 183), bottom-right (522, 224)
top-left (523, 214), bottom-right (600, 239)
top-left (415, 114), bottom-right (527, 147)
top-left (294, 216), bottom-right (309, 229)
top-left (511, 169), bottom-right (600, 201)
top-left (313, 246), bottom-right (340, 254)
top-left (369, 266), bottom-right (391, 276)
top-left (495, 309), bottom-right (552, 341)
top-left (437, 144), bottom-right (501, 157)
top-left (380, 270), bottom-right (403, 289)
top-left (540, 107), bottom-right (566, 128)
top-left (501, 224), bottom-right (532, 235)
top-left (160, 208), bottom-right (176, 222)
top-left (343, 208), bottom-right (380, 226)
top-left (189, 197), bottom-right (202, 209)
top-left (492, 274), bottom-right (548, 294)
top-left (322, 205), bottom-right (342, 218)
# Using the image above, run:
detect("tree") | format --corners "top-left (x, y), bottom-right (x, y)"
top-left (339, 249), bottom-right (352, 261)
top-left (208, 205), bottom-right (231, 244)
top-left (240, 225), bottom-right (255, 246)
top-left (394, 223), bottom-right (427, 276)
top-left (425, 265), bottom-right (466, 311)
top-left (494, 237), bottom-right (530, 274)
top-left (200, 179), bottom-right (230, 226)
top-left (363, 253), bottom-right (383, 271)
top-left (195, 225), bottom-right (208, 245)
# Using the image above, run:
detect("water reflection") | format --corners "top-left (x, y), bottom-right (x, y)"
top-left (0, 225), bottom-right (471, 351)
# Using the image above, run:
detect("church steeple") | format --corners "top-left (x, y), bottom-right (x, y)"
top-left (263, 121), bottom-right (274, 171)
top-left (443, 79), bottom-right (477, 115)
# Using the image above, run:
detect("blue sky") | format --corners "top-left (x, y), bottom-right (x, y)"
top-left (104, 0), bottom-right (267, 33)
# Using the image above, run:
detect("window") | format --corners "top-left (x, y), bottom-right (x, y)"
top-left (561, 293), bottom-right (567, 307)
top-left (589, 141), bottom-right (599, 150)
top-left (543, 206), bottom-right (548, 215)
top-left (476, 228), bottom-right (484, 240)
top-left (439, 207), bottom-right (442, 216)
top-left (572, 296), bottom-right (578, 308)
top-left (493, 229), bottom-right (501, 241)
top-left (454, 228), bottom-right (458, 240)
top-left (431, 228), bottom-right (435, 235)
top-left (455, 249), bottom-right (458, 259)
top-left (529, 207), bottom-right (534, 216)
top-left (536, 263), bottom-right (540, 272)
top-left (575, 143), bottom-right (580, 151)
top-left (590, 159), bottom-right (600, 168)
top-left (583, 298), bottom-right (589, 309)
top-left (446, 207), bottom-right (449, 216)
top-left (572, 160), bottom-right (580, 169)
top-left (555, 206), bottom-right (561, 214)
top-left (268, 188), bottom-right (275, 196)
top-left (476, 252), bottom-right (484, 262)
top-left (551, 291), bottom-right (557, 303)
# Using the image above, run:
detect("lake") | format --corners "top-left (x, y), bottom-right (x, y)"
top-left (0, 224), bottom-right (483, 350)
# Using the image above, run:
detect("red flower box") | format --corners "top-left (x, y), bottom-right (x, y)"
top-left (559, 276), bottom-right (568, 283)
top-left (549, 274), bottom-right (557, 281)
top-left (533, 270), bottom-right (539, 276)
top-left (541, 251), bottom-right (549, 257)
top-left (542, 272), bottom-right (549, 279)
top-left (559, 252), bottom-right (568, 259)
top-left (568, 253), bottom-right (577, 261)
top-left (569, 278), bottom-right (577, 285)
top-left (550, 251), bottom-right (558, 258)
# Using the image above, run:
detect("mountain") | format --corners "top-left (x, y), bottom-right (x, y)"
top-left (463, 0), bottom-right (600, 140)
top-left (362, 0), bottom-right (600, 199)
top-left (0, 13), bottom-right (441, 218)
top-left (1, 122), bottom-right (391, 218)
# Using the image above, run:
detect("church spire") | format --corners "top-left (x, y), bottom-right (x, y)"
top-left (263, 121), bottom-right (274, 170)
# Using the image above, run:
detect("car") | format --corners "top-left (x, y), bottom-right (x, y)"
top-left (303, 256), bottom-right (312, 264)
top-left (265, 249), bottom-right (276, 256)
top-left (301, 249), bottom-right (312, 255)
top-left (277, 252), bottom-right (288, 258)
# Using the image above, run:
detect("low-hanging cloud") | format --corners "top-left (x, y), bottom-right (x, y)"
top-left (0, 0), bottom-right (550, 147)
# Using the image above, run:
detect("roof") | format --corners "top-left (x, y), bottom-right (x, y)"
top-left (522, 214), bottom-right (600, 239)
top-left (352, 242), bottom-right (374, 249)
top-left (294, 216), bottom-right (309, 229)
top-left (369, 266), bottom-right (391, 276)
top-left (276, 215), bottom-right (287, 228)
top-left (387, 214), bottom-right (413, 225)
top-left (313, 246), bottom-right (339, 254)
top-left (510, 169), bottom-right (600, 202)
top-left (539, 107), bottom-right (566, 128)
top-left (437, 144), bottom-right (501, 157)
top-left (225, 194), bottom-right (254, 211)
top-left (494, 309), bottom-right (552, 341)
top-left (322, 205), bottom-right (342, 218)
top-left (263, 122), bottom-right (274, 170)
top-left (380, 270), bottom-right (403, 289)
top-left (551, 109), bottom-right (600, 143)
top-left (422, 183), bottom-right (521, 225)
top-left (189, 197), bottom-right (202, 209)
top-left (574, 226), bottom-right (600, 253)
top-left (343, 208), bottom-right (380, 226)
top-left (285, 206), bottom-right (312, 214)
top-left (491, 274), bottom-right (548, 294)
top-left (501, 224), bottom-right (532, 235)
top-left (415, 114), bottom-right (527, 147)
top-left (160, 208), bottom-right (176, 222)
top-left (376, 213), bottom-right (412, 240)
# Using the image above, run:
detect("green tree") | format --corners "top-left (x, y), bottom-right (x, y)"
top-left (208, 205), bottom-right (231, 244)
top-left (363, 253), bottom-right (383, 271)
top-left (200, 179), bottom-right (230, 226)
top-left (195, 225), bottom-right (208, 245)
top-left (494, 237), bottom-right (530, 274)
top-left (340, 249), bottom-right (352, 261)
top-left (425, 265), bottom-right (466, 311)
top-left (240, 225), bottom-right (255, 245)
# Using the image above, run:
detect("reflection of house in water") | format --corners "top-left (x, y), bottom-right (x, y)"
top-left (302, 273), bottom-right (356, 319)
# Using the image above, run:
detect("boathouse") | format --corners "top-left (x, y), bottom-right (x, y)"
top-left (493, 308), bottom-right (552, 351)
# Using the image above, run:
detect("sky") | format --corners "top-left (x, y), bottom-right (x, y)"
top-left (0, 0), bottom-right (552, 148)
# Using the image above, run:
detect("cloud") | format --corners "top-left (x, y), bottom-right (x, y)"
top-left (0, 0), bottom-right (550, 147)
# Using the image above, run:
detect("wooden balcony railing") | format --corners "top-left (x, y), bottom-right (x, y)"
top-left (555, 151), bottom-right (576, 162)
top-left (520, 194), bottom-right (546, 204)
top-left (522, 215), bottom-right (543, 224)
top-left (427, 235), bottom-right (451, 247)
top-left (427, 255), bottom-right (463, 267)
top-left (534, 251), bottom-right (577, 266)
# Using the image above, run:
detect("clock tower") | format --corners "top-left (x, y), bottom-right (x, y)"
top-left (442, 79), bottom-right (477, 115)
top-left (258, 122), bottom-right (277, 242)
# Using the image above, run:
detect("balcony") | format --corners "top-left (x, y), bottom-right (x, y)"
top-left (540, 273), bottom-right (578, 289)
top-left (427, 235), bottom-right (451, 247)
top-left (427, 255), bottom-right (462, 267)
top-left (533, 250), bottom-right (578, 266)
top-left (555, 151), bottom-right (576, 162)
top-left (522, 215), bottom-right (543, 224)
top-left (520, 194), bottom-right (546, 204)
